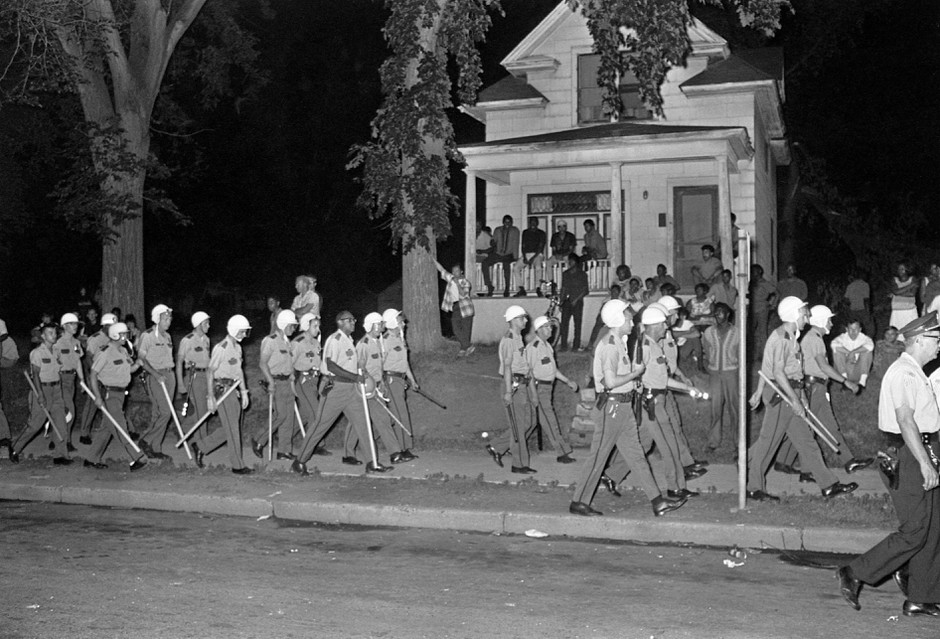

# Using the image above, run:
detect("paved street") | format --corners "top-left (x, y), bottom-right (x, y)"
top-left (2, 502), bottom-right (935, 639)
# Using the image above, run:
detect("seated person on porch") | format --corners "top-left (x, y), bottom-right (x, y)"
top-left (872, 326), bottom-right (904, 379)
top-left (475, 222), bottom-right (494, 262)
top-left (686, 283), bottom-right (716, 327)
top-left (624, 277), bottom-right (644, 314)
top-left (691, 244), bottom-right (723, 286)
top-left (831, 319), bottom-right (874, 387)
top-left (641, 277), bottom-right (658, 304)
top-left (581, 219), bottom-right (608, 261)
top-left (546, 221), bottom-right (576, 270)
top-left (511, 217), bottom-right (547, 297)
top-left (673, 307), bottom-right (704, 378)
top-left (481, 215), bottom-right (519, 297)
top-left (586, 284), bottom-right (621, 350)
top-left (652, 263), bottom-right (680, 294)
top-left (613, 264), bottom-right (632, 293)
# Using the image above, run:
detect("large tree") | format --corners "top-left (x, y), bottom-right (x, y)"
top-left (352, 0), bottom-right (789, 352)
top-left (0, 0), bottom-right (266, 321)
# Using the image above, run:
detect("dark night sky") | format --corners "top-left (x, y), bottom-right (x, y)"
top-left (0, 0), bottom-right (937, 331)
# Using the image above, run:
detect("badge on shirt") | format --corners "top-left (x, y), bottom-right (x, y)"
top-left (42, 358), bottom-right (52, 363)
top-left (113, 359), bottom-right (124, 365)
top-left (346, 349), bottom-right (354, 358)
top-left (228, 357), bottom-right (238, 365)
top-left (657, 356), bottom-right (666, 364)
top-left (194, 347), bottom-right (204, 352)
top-left (394, 346), bottom-right (402, 352)
top-left (540, 357), bottom-right (551, 365)
top-left (60, 349), bottom-right (70, 355)
top-left (371, 353), bottom-right (379, 359)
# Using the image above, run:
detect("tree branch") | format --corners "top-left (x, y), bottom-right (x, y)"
top-left (86, 0), bottom-right (132, 100)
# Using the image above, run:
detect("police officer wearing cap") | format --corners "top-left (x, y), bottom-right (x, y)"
top-left (292, 312), bottom-right (327, 455)
top-left (85, 322), bottom-right (147, 471)
top-left (176, 312), bottom-right (212, 467)
top-left (382, 308), bottom-right (419, 458)
top-left (56, 312), bottom-right (85, 451)
top-left (77, 312), bottom-right (117, 444)
top-left (254, 309), bottom-right (300, 461)
top-left (839, 312), bottom-right (940, 617)
top-left (569, 300), bottom-right (686, 517)
top-left (485, 305), bottom-right (536, 473)
top-left (292, 311), bottom-right (398, 475)
top-left (200, 316), bottom-right (253, 473)
top-left (526, 315), bottom-right (576, 464)
top-left (775, 305), bottom-right (874, 479)
top-left (10, 323), bottom-right (71, 465)
top-left (138, 304), bottom-right (175, 459)
top-left (746, 296), bottom-right (858, 501)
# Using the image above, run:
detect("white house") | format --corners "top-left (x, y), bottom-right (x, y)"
top-left (458, 2), bottom-right (788, 343)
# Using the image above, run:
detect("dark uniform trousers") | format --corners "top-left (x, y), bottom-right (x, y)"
top-left (0, 401), bottom-right (10, 442)
top-left (532, 382), bottom-right (572, 456)
top-left (15, 384), bottom-right (67, 456)
top-left (184, 372), bottom-right (210, 446)
top-left (665, 391), bottom-right (695, 467)
top-left (849, 442), bottom-right (940, 603)
top-left (265, 379), bottom-right (295, 456)
top-left (79, 380), bottom-right (103, 437)
top-left (708, 370), bottom-right (739, 449)
top-left (747, 387), bottom-right (838, 491)
top-left (141, 371), bottom-right (177, 453)
top-left (88, 388), bottom-right (141, 463)
top-left (572, 397), bottom-right (660, 505)
top-left (295, 374), bottom-right (320, 438)
top-left (297, 382), bottom-right (398, 464)
top-left (199, 382), bottom-right (244, 469)
top-left (60, 371), bottom-right (78, 441)
top-left (777, 381), bottom-right (854, 469)
top-left (385, 376), bottom-right (413, 451)
top-left (490, 384), bottom-right (533, 468)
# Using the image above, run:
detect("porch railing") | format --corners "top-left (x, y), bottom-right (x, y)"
top-left (473, 259), bottom-right (611, 295)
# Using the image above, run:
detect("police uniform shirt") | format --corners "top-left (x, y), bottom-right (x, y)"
top-left (593, 333), bottom-right (635, 394)
top-left (178, 332), bottom-right (210, 369)
top-left (138, 327), bottom-right (174, 370)
top-left (663, 329), bottom-right (679, 372)
top-left (85, 330), bottom-right (109, 360)
top-left (800, 328), bottom-right (828, 379)
top-left (641, 334), bottom-right (671, 390)
top-left (881, 352), bottom-right (940, 435)
top-left (209, 338), bottom-right (244, 383)
top-left (30, 343), bottom-right (62, 383)
top-left (323, 330), bottom-right (357, 376)
top-left (383, 333), bottom-right (409, 374)
top-left (92, 342), bottom-right (133, 387)
top-left (526, 339), bottom-right (556, 381)
top-left (356, 334), bottom-right (385, 381)
top-left (498, 332), bottom-right (529, 377)
top-left (54, 333), bottom-right (83, 372)
top-left (761, 326), bottom-right (803, 381)
top-left (292, 334), bottom-right (321, 373)
top-left (260, 334), bottom-right (293, 376)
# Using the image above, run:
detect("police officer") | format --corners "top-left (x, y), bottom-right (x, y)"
top-left (526, 315), bottom-right (576, 464)
top-left (292, 312), bottom-right (326, 455)
top-left (568, 301), bottom-right (685, 517)
top-left (138, 304), bottom-right (176, 459)
top-left (11, 323), bottom-right (71, 464)
top-left (78, 312), bottom-right (117, 444)
top-left (485, 305), bottom-right (536, 474)
top-left (253, 309), bottom-right (299, 460)
top-left (839, 313), bottom-right (940, 616)
top-left (746, 296), bottom-right (857, 500)
top-left (201, 315), bottom-right (253, 474)
top-left (176, 311), bottom-right (212, 468)
top-left (291, 311), bottom-right (396, 475)
top-left (56, 312), bottom-right (84, 451)
top-left (382, 308), bottom-right (419, 458)
top-left (85, 322), bottom-right (147, 470)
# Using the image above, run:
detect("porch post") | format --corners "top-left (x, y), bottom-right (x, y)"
top-left (716, 156), bottom-right (733, 272)
top-left (609, 162), bottom-right (623, 267)
top-left (464, 170), bottom-right (477, 272)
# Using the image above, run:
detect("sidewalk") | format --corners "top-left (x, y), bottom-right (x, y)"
top-left (0, 432), bottom-right (892, 554)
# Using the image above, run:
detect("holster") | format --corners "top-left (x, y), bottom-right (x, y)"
top-left (632, 393), bottom-right (643, 423)
top-left (320, 377), bottom-right (334, 397)
top-left (595, 392), bottom-right (608, 410)
top-left (643, 392), bottom-right (656, 421)
top-left (878, 448), bottom-right (900, 490)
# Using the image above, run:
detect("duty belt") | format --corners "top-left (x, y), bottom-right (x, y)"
top-left (787, 378), bottom-right (805, 390)
top-left (645, 388), bottom-right (667, 397)
top-left (272, 374), bottom-right (291, 381)
top-left (385, 371), bottom-right (407, 379)
top-left (884, 432), bottom-right (940, 448)
top-left (607, 392), bottom-right (634, 403)
top-left (804, 375), bottom-right (828, 386)
top-left (60, 370), bottom-right (77, 375)
top-left (190, 367), bottom-right (207, 372)
top-left (512, 373), bottom-right (531, 384)
top-left (534, 379), bottom-right (554, 386)
top-left (41, 381), bottom-right (60, 386)
top-left (215, 378), bottom-right (235, 386)
top-left (298, 370), bottom-right (319, 377)
top-left (104, 385), bottom-right (126, 391)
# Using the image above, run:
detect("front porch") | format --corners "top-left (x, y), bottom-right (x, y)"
top-left (472, 259), bottom-right (611, 295)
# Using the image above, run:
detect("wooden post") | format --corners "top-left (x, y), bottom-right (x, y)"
top-left (717, 155), bottom-right (733, 272)
top-left (609, 162), bottom-right (623, 267)
top-left (464, 170), bottom-right (477, 275)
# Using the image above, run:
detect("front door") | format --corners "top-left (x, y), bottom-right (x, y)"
top-left (673, 185), bottom-right (718, 290)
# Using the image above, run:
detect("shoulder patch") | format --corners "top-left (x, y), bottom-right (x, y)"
top-left (607, 335), bottom-right (615, 345)
top-left (333, 333), bottom-right (342, 341)
top-left (362, 336), bottom-right (370, 344)
top-left (292, 335), bottom-right (304, 343)
top-left (185, 332), bottom-right (194, 339)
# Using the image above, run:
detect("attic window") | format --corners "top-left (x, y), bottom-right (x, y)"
top-left (577, 54), bottom-right (651, 124)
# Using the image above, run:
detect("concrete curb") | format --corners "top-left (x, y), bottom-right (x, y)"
top-left (0, 481), bottom-right (889, 553)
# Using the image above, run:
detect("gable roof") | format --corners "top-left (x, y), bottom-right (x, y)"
top-left (463, 121), bottom-right (744, 148)
top-left (477, 75), bottom-right (547, 104)
top-left (681, 48), bottom-right (783, 88)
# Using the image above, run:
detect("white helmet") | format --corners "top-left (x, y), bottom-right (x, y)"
top-left (641, 306), bottom-right (668, 326)
top-left (276, 309), bottom-right (298, 331)
top-left (60, 313), bottom-right (80, 326)
top-left (363, 312), bottom-right (384, 332)
top-left (227, 315), bottom-right (251, 339)
top-left (504, 305), bottom-right (527, 322)
top-left (533, 315), bottom-right (552, 331)
top-left (150, 304), bottom-right (172, 324)
top-left (191, 311), bottom-right (210, 328)
top-left (777, 296), bottom-right (807, 322)
top-left (658, 295), bottom-right (681, 313)
top-left (108, 322), bottom-right (129, 340)
top-left (809, 305), bottom-right (835, 330)
top-left (382, 308), bottom-right (402, 329)
top-left (299, 312), bottom-right (319, 332)
top-left (101, 313), bottom-right (118, 326)
top-left (600, 299), bottom-right (629, 328)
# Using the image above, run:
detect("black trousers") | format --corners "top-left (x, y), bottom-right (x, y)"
top-left (559, 299), bottom-right (584, 349)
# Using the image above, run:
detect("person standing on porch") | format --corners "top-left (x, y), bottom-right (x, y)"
top-left (546, 221), bottom-right (576, 271)
top-left (481, 215), bottom-right (519, 297)
top-left (511, 218), bottom-right (546, 297)
top-left (558, 254), bottom-right (589, 352)
top-left (581, 219), bottom-right (608, 261)
top-left (711, 269), bottom-right (738, 310)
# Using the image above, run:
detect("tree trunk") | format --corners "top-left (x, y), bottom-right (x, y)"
top-left (403, 233), bottom-right (444, 352)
